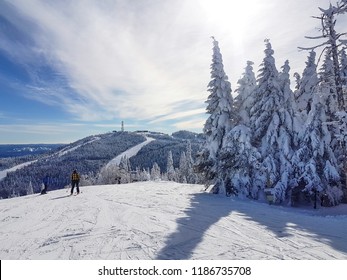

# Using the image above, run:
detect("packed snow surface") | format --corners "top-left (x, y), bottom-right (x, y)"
top-left (0, 181), bottom-right (346, 260)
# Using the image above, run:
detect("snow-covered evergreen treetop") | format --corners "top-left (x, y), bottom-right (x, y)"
top-left (196, 37), bottom-right (235, 191)
top-left (204, 37), bottom-right (235, 155)
top-left (293, 94), bottom-right (342, 205)
top-left (318, 51), bottom-right (338, 119)
top-left (294, 51), bottom-right (319, 120)
top-left (250, 40), bottom-right (283, 146)
top-left (234, 61), bottom-right (257, 124)
top-left (249, 40), bottom-right (297, 203)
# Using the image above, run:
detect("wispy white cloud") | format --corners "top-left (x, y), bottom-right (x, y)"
top-left (173, 118), bottom-right (206, 131)
top-left (149, 108), bottom-right (206, 124)
top-left (2, 0), bottom-right (345, 137)
top-left (5, 0), bottom-right (210, 123)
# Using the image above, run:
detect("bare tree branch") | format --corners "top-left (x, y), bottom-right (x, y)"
top-left (298, 41), bottom-right (330, 50)
top-left (305, 35), bottom-right (326, 39)
top-left (298, 1), bottom-right (347, 109)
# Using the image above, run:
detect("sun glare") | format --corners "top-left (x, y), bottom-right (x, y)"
top-left (200, 0), bottom-right (262, 42)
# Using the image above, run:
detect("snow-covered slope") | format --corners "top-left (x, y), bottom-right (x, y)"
top-left (106, 136), bottom-right (155, 167)
top-left (0, 181), bottom-right (346, 260)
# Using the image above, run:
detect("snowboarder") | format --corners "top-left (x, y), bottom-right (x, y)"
top-left (41, 175), bottom-right (50, 194)
top-left (70, 170), bottom-right (80, 195)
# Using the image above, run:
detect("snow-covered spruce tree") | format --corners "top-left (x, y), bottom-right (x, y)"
top-left (319, 52), bottom-right (339, 119)
top-left (97, 157), bottom-right (131, 185)
top-left (249, 40), bottom-right (296, 202)
top-left (220, 61), bottom-right (258, 197)
top-left (185, 141), bottom-right (198, 184)
top-left (292, 95), bottom-right (342, 206)
top-left (335, 111), bottom-right (347, 202)
top-left (119, 155), bottom-right (131, 183)
top-left (303, 2), bottom-right (347, 198)
top-left (139, 168), bottom-right (151, 181)
top-left (194, 37), bottom-right (235, 194)
top-left (220, 125), bottom-right (261, 197)
top-left (166, 151), bottom-right (177, 181)
top-left (151, 162), bottom-right (161, 181)
top-left (119, 155), bottom-right (131, 173)
top-left (294, 51), bottom-right (319, 122)
top-left (178, 142), bottom-right (197, 184)
top-left (279, 60), bottom-right (297, 121)
top-left (318, 51), bottom-right (346, 184)
top-left (178, 151), bottom-right (187, 183)
top-left (26, 181), bottom-right (34, 195)
top-left (98, 164), bottom-right (121, 185)
top-left (234, 61), bottom-right (257, 124)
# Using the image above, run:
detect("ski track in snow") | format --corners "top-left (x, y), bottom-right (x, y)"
top-left (106, 136), bottom-right (155, 167)
top-left (0, 181), bottom-right (346, 260)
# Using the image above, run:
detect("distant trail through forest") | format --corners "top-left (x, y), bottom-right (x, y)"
top-left (106, 135), bottom-right (155, 167)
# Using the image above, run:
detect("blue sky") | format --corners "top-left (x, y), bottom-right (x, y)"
top-left (0, 0), bottom-right (344, 144)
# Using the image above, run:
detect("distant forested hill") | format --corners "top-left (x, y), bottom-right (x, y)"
top-left (130, 132), bottom-right (201, 172)
top-left (0, 132), bottom-right (145, 198)
top-left (0, 131), bottom-right (203, 199)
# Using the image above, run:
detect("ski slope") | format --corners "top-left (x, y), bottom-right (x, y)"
top-left (106, 136), bottom-right (155, 167)
top-left (0, 181), bottom-right (346, 260)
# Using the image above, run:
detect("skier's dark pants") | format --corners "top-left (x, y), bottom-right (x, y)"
top-left (71, 180), bottom-right (80, 194)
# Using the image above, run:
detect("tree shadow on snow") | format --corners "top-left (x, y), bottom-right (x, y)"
top-left (233, 201), bottom-right (347, 258)
top-left (156, 193), bottom-right (347, 259)
top-left (156, 192), bottom-right (235, 260)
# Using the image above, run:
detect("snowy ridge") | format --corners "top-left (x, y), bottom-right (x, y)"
top-left (0, 160), bottom-right (37, 181)
top-left (0, 181), bottom-right (346, 260)
top-left (0, 136), bottom-right (102, 182)
top-left (55, 136), bottom-right (101, 157)
top-left (106, 136), bottom-right (155, 167)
